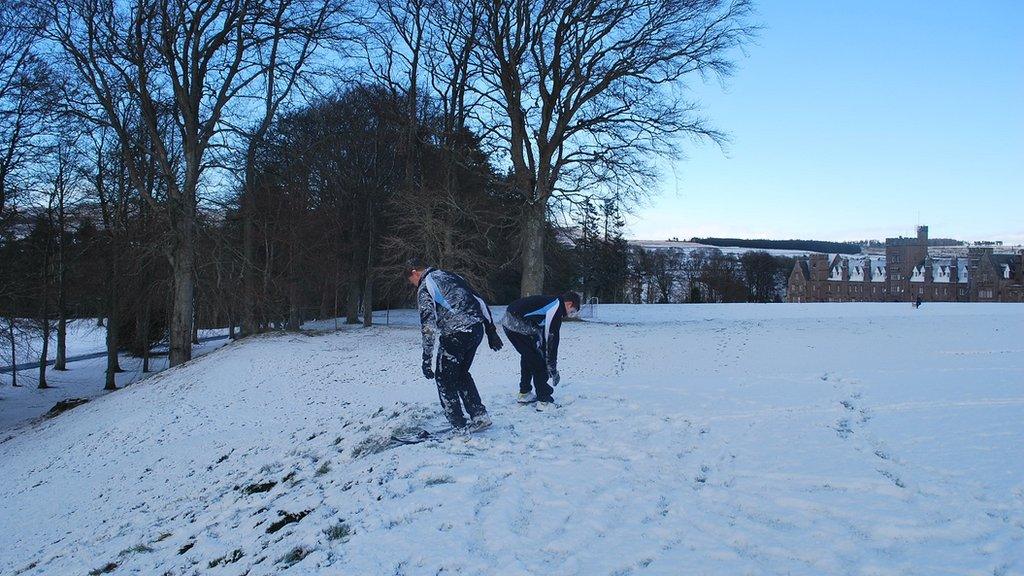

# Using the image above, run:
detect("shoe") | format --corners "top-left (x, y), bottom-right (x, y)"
top-left (468, 414), bottom-right (493, 432)
top-left (517, 392), bottom-right (536, 404)
top-left (535, 401), bottom-right (554, 412)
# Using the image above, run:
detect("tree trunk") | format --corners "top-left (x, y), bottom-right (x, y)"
top-left (37, 318), bottom-right (49, 389)
top-left (105, 254), bottom-right (124, 377)
top-left (136, 302), bottom-right (151, 366)
top-left (362, 217), bottom-right (374, 328)
top-left (319, 282), bottom-right (331, 320)
top-left (55, 315), bottom-right (67, 371)
top-left (38, 247), bottom-right (51, 389)
top-left (168, 217), bottom-right (195, 367)
top-left (104, 303), bottom-right (119, 390)
top-left (240, 180), bottom-right (257, 336)
top-left (345, 277), bottom-right (361, 324)
top-left (54, 189), bottom-right (68, 371)
top-left (141, 304), bottom-right (151, 374)
top-left (520, 200), bottom-right (547, 296)
top-left (7, 317), bottom-right (16, 387)
top-left (287, 278), bottom-right (301, 331)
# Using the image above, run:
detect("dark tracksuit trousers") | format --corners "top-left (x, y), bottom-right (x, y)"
top-left (435, 324), bottom-right (486, 428)
top-left (504, 329), bottom-right (554, 402)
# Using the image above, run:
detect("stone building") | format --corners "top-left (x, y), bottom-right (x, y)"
top-left (885, 226), bottom-right (931, 301)
top-left (788, 226), bottom-right (1024, 303)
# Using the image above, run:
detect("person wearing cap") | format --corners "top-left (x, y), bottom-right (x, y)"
top-left (407, 259), bottom-right (503, 432)
top-left (501, 291), bottom-right (580, 411)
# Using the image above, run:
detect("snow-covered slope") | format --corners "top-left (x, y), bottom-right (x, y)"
top-left (2, 304), bottom-right (1022, 575)
top-left (0, 325), bottom-right (230, 431)
top-left (632, 240), bottom-right (821, 257)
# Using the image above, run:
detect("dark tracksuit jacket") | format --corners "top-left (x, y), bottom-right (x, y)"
top-left (417, 268), bottom-right (498, 427)
top-left (501, 295), bottom-right (567, 402)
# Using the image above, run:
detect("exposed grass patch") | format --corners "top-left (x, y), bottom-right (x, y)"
top-left (118, 544), bottom-right (154, 557)
top-left (88, 562), bottom-right (118, 575)
top-left (208, 549), bottom-right (244, 568)
top-left (350, 435), bottom-right (388, 458)
top-left (266, 509), bottom-right (311, 534)
top-left (315, 461), bottom-right (331, 476)
top-left (278, 546), bottom-right (309, 567)
top-left (324, 521), bottom-right (352, 541)
top-left (425, 475), bottom-right (455, 486)
top-left (242, 481), bottom-right (277, 495)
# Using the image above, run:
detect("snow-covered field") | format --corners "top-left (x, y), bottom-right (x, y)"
top-left (1, 304), bottom-right (1022, 575)
top-left (0, 321), bottom-right (229, 430)
top-left (3, 319), bottom-right (111, 366)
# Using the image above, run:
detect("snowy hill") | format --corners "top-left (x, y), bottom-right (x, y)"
top-left (2, 304), bottom-right (1023, 575)
top-left (632, 240), bottom-right (820, 257)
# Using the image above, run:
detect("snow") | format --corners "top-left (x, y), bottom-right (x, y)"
top-left (633, 240), bottom-right (822, 258)
top-left (3, 319), bottom-right (108, 366)
top-left (3, 320), bottom-right (227, 366)
top-left (0, 321), bottom-right (230, 431)
top-left (848, 260), bottom-right (866, 282)
top-left (1, 303), bottom-right (1023, 575)
top-left (0, 337), bottom-right (230, 431)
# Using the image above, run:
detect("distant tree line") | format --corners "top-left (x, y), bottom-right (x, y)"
top-left (627, 248), bottom-right (794, 304)
top-left (690, 237), bottom-right (860, 255)
top-left (1, 0), bottom-right (753, 390)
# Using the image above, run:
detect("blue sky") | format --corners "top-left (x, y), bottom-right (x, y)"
top-left (627, 1), bottom-right (1024, 244)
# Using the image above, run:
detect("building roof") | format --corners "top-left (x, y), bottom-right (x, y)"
top-left (868, 257), bottom-right (886, 282)
top-left (910, 257), bottom-right (964, 284)
top-left (824, 255), bottom-right (885, 282)
top-left (795, 259), bottom-right (810, 280)
top-left (991, 254), bottom-right (1019, 280)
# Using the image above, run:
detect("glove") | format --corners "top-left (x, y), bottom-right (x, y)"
top-left (486, 327), bottom-right (503, 351)
top-left (421, 357), bottom-right (435, 380)
top-left (549, 369), bottom-right (560, 387)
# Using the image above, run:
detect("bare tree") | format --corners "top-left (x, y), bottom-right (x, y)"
top-left (44, 0), bottom-right (285, 366)
top-left (740, 250), bottom-right (777, 303)
top-left (38, 133), bottom-right (86, 377)
top-left (651, 251), bottom-right (677, 303)
top-left (474, 0), bottom-right (754, 295)
top-left (0, 0), bottom-right (47, 228)
top-left (238, 0), bottom-right (350, 336)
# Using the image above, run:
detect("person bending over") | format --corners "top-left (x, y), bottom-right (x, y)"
top-left (501, 291), bottom-right (580, 411)
top-left (408, 259), bottom-right (503, 431)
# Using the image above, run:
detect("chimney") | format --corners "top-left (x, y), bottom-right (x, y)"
top-left (917, 225), bottom-right (928, 243)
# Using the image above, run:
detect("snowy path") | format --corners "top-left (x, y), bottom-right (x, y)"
top-left (1, 304), bottom-right (1022, 575)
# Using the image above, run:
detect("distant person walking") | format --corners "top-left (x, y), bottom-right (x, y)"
top-left (407, 259), bottom-right (503, 432)
top-left (502, 292), bottom-right (580, 411)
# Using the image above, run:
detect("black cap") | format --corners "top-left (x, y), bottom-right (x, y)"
top-left (562, 291), bottom-right (581, 309)
top-left (405, 257), bottom-right (428, 273)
